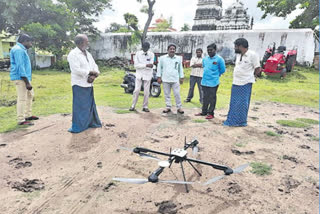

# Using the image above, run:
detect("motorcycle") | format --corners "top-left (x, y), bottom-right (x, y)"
top-left (120, 68), bottom-right (161, 97)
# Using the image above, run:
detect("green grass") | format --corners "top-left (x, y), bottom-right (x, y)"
top-left (276, 120), bottom-right (310, 128)
top-left (234, 142), bottom-right (246, 147)
top-left (296, 118), bottom-right (319, 125)
top-left (265, 131), bottom-right (281, 137)
top-left (311, 137), bottom-right (319, 141)
top-left (0, 65), bottom-right (318, 133)
top-left (114, 109), bottom-right (132, 114)
top-left (250, 162), bottom-right (272, 176)
top-left (192, 119), bottom-right (207, 123)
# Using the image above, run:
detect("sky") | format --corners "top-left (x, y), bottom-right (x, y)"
top-left (94, 0), bottom-right (304, 32)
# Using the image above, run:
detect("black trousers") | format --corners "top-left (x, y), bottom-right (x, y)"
top-left (186, 76), bottom-right (203, 103)
top-left (201, 85), bottom-right (219, 116)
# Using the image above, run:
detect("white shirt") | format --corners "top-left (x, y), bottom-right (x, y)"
top-left (134, 50), bottom-right (155, 80)
top-left (190, 56), bottom-right (203, 77)
top-left (67, 47), bottom-right (100, 87)
top-left (233, 50), bottom-right (260, 85)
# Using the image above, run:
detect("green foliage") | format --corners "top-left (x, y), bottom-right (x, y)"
top-left (0, 0), bottom-right (112, 57)
top-left (234, 143), bottom-right (246, 147)
top-left (296, 118), bottom-right (319, 124)
top-left (151, 18), bottom-right (171, 32)
top-left (124, 13), bottom-right (139, 31)
top-left (257, 0), bottom-right (319, 29)
top-left (276, 120), bottom-right (310, 128)
top-left (181, 24), bottom-right (190, 31)
top-left (265, 131), bottom-right (281, 137)
top-left (53, 60), bottom-right (70, 73)
top-left (250, 162), bottom-right (272, 176)
top-left (192, 119), bottom-right (207, 123)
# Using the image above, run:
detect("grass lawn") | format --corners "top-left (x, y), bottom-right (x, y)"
top-left (0, 65), bottom-right (318, 133)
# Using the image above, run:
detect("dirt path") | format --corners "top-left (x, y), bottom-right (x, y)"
top-left (0, 102), bottom-right (318, 214)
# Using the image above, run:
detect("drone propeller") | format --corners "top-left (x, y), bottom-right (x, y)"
top-left (119, 146), bottom-right (160, 161)
top-left (203, 163), bottom-right (249, 185)
top-left (112, 177), bottom-right (193, 185)
top-left (192, 146), bottom-right (199, 156)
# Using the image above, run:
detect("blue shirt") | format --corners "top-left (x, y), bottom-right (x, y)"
top-left (10, 42), bottom-right (32, 81)
top-left (156, 54), bottom-right (184, 82)
top-left (201, 54), bottom-right (226, 87)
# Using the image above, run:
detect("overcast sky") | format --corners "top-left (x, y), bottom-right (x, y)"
top-left (94, 0), bottom-right (303, 32)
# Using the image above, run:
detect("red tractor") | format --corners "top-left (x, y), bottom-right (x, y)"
top-left (261, 43), bottom-right (297, 78)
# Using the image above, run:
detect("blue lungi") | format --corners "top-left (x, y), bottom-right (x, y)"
top-left (223, 83), bottom-right (252, 127)
top-left (69, 85), bottom-right (102, 133)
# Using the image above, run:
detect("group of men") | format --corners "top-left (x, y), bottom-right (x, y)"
top-left (10, 33), bottom-right (260, 133)
top-left (129, 38), bottom-right (261, 126)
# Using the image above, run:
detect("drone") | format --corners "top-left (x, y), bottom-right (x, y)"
top-left (113, 138), bottom-right (249, 193)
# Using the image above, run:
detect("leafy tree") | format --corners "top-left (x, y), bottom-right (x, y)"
top-left (181, 23), bottom-right (190, 31)
top-left (0, 0), bottom-right (112, 59)
top-left (257, 0), bottom-right (319, 29)
top-left (105, 23), bottom-right (125, 33)
top-left (137, 0), bottom-right (156, 44)
top-left (124, 13), bottom-right (139, 31)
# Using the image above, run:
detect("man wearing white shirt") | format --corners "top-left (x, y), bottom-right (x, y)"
top-left (67, 34), bottom-right (102, 133)
top-left (223, 38), bottom-right (261, 127)
top-left (129, 42), bottom-right (154, 112)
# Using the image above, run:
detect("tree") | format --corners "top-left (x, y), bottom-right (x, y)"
top-left (181, 24), bottom-right (190, 31)
top-left (0, 0), bottom-right (112, 59)
top-left (137, 0), bottom-right (156, 44)
top-left (105, 23), bottom-right (125, 33)
top-left (124, 13), bottom-right (139, 31)
top-left (257, 0), bottom-right (319, 29)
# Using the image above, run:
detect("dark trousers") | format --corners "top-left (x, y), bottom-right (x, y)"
top-left (187, 75), bottom-right (203, 103)
top-left (201, 85), bottom-right (219, 116)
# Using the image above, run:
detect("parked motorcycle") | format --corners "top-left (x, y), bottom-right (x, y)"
top-left (120, 69), bottom-right (161, 97)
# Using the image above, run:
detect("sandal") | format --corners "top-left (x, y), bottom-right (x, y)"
top-left (162, 109), bottom-right (171, 113)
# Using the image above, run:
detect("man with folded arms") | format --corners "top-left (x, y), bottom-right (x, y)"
top-left (67, 34), bottom-right (102, 133)
top-left (10, 34), bottom-right (39, 126)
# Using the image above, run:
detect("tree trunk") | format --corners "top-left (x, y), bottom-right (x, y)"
top-left (141, 0), bottom-right (155, 44)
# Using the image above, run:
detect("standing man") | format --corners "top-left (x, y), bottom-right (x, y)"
top-left (129, 42), bottom-right (154, 112)
top-left (195, 43), bottom-right (226, 119)
top-left (223, 38), bottom-right (261, 127)
top-left (157, 44), bottom-right (184, 114)
top-left (67, 34), bottom-right (102, 133)
top-left (10, 34), bottom-right (39, 126)
top-left (185, 48), bottom-right (204, 104)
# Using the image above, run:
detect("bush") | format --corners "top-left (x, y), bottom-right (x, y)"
top-left (53, 60), bottom-right (70, 72)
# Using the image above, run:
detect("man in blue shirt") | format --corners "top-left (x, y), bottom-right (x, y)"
top-left (157, 44), bottom-right (184, 114)
top-left (195, 43), bottom-right (226, 119)
top-left (10, 34), bottom-right (38, 126)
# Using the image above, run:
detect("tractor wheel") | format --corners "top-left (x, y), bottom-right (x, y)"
top-left (261, 53), bottom-right (271, 67)
top-left (280, 68), bottom-right (287, 78)
top-left (286, 56), bottom-right (296, 72)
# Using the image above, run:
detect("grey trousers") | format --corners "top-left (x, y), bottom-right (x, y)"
top-left (186, 75), bottom-right (203, 103)
top-left (131, 78), bottom-right (151, 109)
top-left (162, 82), bottom-right (182, 109)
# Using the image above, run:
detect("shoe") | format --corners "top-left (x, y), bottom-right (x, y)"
top-left (177, 109), bottom-right (184, 114)
top-left (129, 107), bottom-right (135, 111)
top-left (18, 121), bottom-right (34, 126)
top-left (205, 115), bottom-right (214, 119)
top-left (25, 116), bottom-right (39, 121)
top-left (162, 108), bottom-right (171, 113)
top-left (184, 99), bottom-right (191, 103)
top-left (195, 112), bottom-right (206, 116)
top-left (142, 108), bottom-right (150, 112)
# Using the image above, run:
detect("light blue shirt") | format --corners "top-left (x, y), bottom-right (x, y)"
top-left (201, 54), bottom-right (226, 87)
top-left (10, 42), bottom-right (32, 81)
top-left (156, 54), bottom-right (184, 82)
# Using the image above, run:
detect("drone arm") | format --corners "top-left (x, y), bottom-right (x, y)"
top-left (148, 167), bottom-right (164, 183)
top-left (134, 147), bottom-right (171, 157)
top-left (186, 157), bottom-right (230, 172)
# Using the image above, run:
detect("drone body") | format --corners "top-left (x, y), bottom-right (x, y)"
top-left (113, 138), bottom-right (248, 193)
